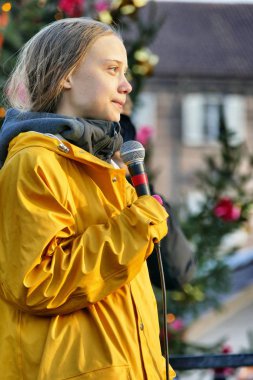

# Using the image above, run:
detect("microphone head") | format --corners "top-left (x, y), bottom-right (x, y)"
top-left (120, 140), bottom-right (145, 165)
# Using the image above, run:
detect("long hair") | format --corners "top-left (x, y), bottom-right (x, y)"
top-left (5, 18), bottom-right (120, 113)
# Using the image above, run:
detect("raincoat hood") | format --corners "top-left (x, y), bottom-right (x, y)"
top-left (0, 108), bottom-right (123, 167)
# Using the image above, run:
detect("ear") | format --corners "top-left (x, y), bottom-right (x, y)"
top-left (61, 74), bottom-right (72, 90)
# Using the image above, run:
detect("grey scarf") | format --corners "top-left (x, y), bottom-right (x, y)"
top-left (0, 108), bottom-right (123, 167)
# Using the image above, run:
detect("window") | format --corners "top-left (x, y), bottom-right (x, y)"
top-left (132, 92), bottom-right (157, 132)
top-left (182, 94), bottom-right (246, 146)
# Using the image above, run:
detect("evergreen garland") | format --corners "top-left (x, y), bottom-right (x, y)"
top-left (160, 105), bottom-right (253, 353)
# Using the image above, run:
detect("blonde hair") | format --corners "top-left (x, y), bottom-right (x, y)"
top-left (5, 18), bottom-right (120, 113)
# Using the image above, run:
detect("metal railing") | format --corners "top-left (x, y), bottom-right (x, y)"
top-left (170, 353), bottom-right (253, 379)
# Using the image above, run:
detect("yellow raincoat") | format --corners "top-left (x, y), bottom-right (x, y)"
top-left (0, 132), bottom-right (176, 380)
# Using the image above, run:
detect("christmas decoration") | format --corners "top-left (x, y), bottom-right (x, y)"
top-left (151, 105), bottom-right (253, 355)
top-left (136, 125), bottom-right (154, 146)
top-left (136, 124), bottom-right (156, 182)
top-left (58, 0), bottom-right (84, 17)
top-left (0, 0), bottom-right (60, 121)
top-left (213, 344), bottom-right (235, 379)
top-left (213, 197), bottom-right (241, 222)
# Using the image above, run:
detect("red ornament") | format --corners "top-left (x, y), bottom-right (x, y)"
top-left (213, 197), bottom-right (241, 222)
top-left (58, 0), bottom-right (84, 17)
top-left (136, 126), bottom-right (154, 147)
top-left (214, 344), bottom-right (234, 377)
top-left (95, 0), bottom-right (109, 12)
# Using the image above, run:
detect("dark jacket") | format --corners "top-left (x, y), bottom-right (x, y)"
top-left (147, 197), bottom-right (196, 290)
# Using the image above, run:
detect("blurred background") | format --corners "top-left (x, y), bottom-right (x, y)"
top-left (1, 1), bottom-right (253, 379)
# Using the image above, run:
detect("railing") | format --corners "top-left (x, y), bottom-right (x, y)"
top-left (170, 353), bottom-right (253, 379)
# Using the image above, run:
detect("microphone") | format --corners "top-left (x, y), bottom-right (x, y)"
top-left (120, 140), bottom-right (150, 197)
top-left (120, 140), bottom-right (170, 380)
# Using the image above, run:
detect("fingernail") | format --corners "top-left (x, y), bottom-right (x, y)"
top-left (152, 194), bottom-right (163, 205)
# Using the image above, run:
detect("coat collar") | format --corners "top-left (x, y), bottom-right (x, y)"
top-left (7, 131), bottom-right (126, 174)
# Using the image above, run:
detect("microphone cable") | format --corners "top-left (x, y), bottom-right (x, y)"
top-left (155, 241), bottom-right (170, 380)
top-left (120, 140), bottom-right (170, 379)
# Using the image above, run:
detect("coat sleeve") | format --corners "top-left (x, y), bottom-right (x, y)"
top-left (0, 148), bottom-right (168, 316)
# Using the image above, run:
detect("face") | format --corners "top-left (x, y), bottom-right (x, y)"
top-left (58, 34), bottom-right (132, 122)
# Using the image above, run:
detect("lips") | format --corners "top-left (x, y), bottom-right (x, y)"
top-left (112, 100), bottom-right (125, 108)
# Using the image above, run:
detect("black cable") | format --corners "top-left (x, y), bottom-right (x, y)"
top-left (155, 242), bottom-right (170, 380)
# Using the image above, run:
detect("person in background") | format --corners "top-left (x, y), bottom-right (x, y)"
top-left (0, 18), bottom-right (176, 380)
top-left (115, 95), bottom-right (196, 291)
top-left (237, 366), bottom-right (253, 380)
top-left (148, 199), bottom-right (196, 290)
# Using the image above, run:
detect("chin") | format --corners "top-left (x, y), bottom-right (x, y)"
top-left (113, 116), bottom-right (120, 123)
top-left (105, 114), bottom-right (120, 123)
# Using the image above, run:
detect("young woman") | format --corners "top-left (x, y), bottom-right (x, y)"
top-left (0, 18), bottom-right (176, 379)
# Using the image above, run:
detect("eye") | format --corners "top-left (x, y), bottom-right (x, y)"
top-left (108, 66), bottom-right (119, 73)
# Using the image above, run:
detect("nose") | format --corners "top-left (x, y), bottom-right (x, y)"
top-left (119, 77), bottom-right (132, 94)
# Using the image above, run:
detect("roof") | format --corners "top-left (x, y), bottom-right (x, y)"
top-left (145, 2), bottom-right (253, 81)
